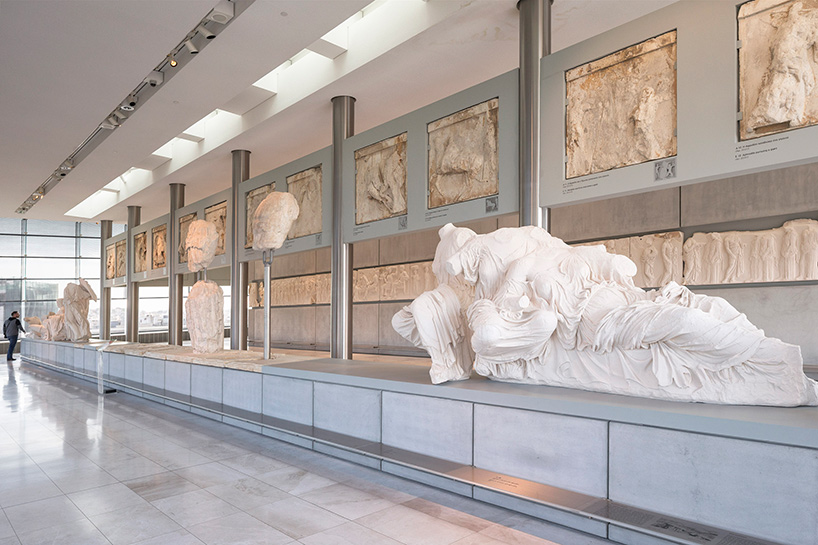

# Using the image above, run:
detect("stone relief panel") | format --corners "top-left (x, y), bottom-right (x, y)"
top-left (204, 201), bottom-right (228, 256)
top-left (152, 225), bottom-right (167, 270)
top-left (245, 184), bottom-right (272, 248)
top-left (249, 261), bottom-right (436, 308)
top-left (287, 166), bottom-right (322, 239)
top-left (105, 244), bottom-right (115, 280)
top-left (178, 212), bottom-right (197, 264)
top-left (683, 219), bottom-right (818, 285)
top-left (134, 232), bottom-right (147, 274)
top-left (115, 240), bottom-right (126, 278)
top-left (355, 133), bottom-right (407, 225)
top-left (739, 0), bottom-right (818, 140)
top-left (427, 98), bottom-right (499, 208)
top-left (572, 232), bottom-right (683, 288)
top-left (566, 30), bottom-right (677, 178)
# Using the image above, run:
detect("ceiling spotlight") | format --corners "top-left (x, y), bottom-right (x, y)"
top-left (206, 0), bottom-right (234, 24)
top-left (168, 55), bottom-right (178, 67)
top-left (197, 25), bottom-right (215, 39)
top-left (100, 118), bottom-right (118, 130)
top-left (144, 70), bottom-right (164, 87)
top-left (60, 159), bottom-right (74, 171)
top-left (121, 94), bottom-right (138, 111)
top-left (183, 39), bottom-right (199, 54)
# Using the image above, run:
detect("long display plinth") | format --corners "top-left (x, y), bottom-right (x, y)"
top-left (20, 338), bottom-right (817, 545)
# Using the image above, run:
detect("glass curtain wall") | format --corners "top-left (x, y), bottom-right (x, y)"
top-left (0, 218), bottom-right (116, 336)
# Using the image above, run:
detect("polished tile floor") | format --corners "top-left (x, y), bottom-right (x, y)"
top-left (0, 360), bottom-right (608, 545)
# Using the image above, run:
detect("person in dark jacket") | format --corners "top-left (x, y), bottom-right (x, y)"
top-left (4, 311), bottom-right (25, 362)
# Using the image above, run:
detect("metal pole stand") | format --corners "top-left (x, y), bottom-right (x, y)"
top-left (262, 250), bottom-right (274, 360)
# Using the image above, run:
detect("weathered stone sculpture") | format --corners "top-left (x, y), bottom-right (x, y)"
top-left (184, 220), bottom-right (223, 353)
top-left (63, 278), bottom-right (97, 342)
top-left (43, 303), bottom-right (68, 342)
top-left (740, 0), bottom-right (818, 138)
top-left (354, 134), bottom-right (407, 224)
top-left (287, 167), bottom-right (322, 239)
top-left (252, 191), bottom-right (300, 252)
top-left (24, 317), bottom-right (45, 339)
top-left (394, 224), bottom-right (818, 406)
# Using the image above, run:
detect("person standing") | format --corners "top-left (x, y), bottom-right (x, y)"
top-left (4, 311), bottom-right (25, 362)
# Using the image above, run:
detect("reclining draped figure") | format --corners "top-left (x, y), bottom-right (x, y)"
top-left (393, 224), bottom-right (818, 406)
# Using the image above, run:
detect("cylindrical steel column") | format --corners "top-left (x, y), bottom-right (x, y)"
top-left (98, 220), bottom-right (112, 340)
top-left (330, 96), bottom-right (355, 359)
top-left (230, 150), bottom-right (251, 351)
top-left (125, 206), bottom-right (141, 342)
top-left (168, 183), bottom-right (185, 345)
top-left (518, 0), bottom-right (551, 229)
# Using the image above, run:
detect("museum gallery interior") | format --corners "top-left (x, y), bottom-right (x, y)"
top-left (1, 0), bottom-right (817, 544)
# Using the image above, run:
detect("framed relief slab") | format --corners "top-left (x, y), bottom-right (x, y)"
top-left (115, 240), bottom-right (126, 278)
top-left (428, 98), bottom-right (499, 208)
top-left (204, 200), bottom-right (228, 256)
top-left (133, 232), bottom-right (147, 273)
top-left (739, 0), bottom-right (818, 140)
top-left (287, 166), bottom-right (322, 239)
top-left (565, 30), bottom-right (677, 178)
top-left (245, 184), bottom-right (272, 248)
top-left (105, 244), bottom-right (116, 280)
top-left (178, 212), bottom-right (197, 264)
top-left (152, 225), bottom-right (167, 269)
top-left (355, 133), bottom-right (407, 225)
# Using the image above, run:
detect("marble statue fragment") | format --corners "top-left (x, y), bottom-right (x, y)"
top-left (252, 191), bottom-right (300, 251)
top-left (134, 232), bottom-right (147, 274)
top-left (63, 278), bottom-right (97, 342)
top-left (115, 240), bottom-right (126, 278)
top-left (178, 213), bottom-right (197, 264)
top-left (740, 0), bottom-right (818, 139)
top-left (105, 245), bottom-right (116, 280)
top-left (287, 166), bottom-right (322, 239)
top-left (683, 219), bottom-right (818, 284)
top-left (245, 185), bottom-right (272, 248)
top-left (185, 280), bottom-right (224, 354)
top-left (574, 232), bottom-right (682, 288)
top-left (566, 31), bottom-right (677, 178)
top-left (43, 304), bottom-right (67, 342)
top-left (394, 223), bottom-right (818, 406)
top-left (204, 201), bottom-right (228, 256)
top-left (428, 99), bottom-right (499, 208)
top-left (24, 317), bottom-right (45, 339)
top-left (183, 220), bottom-right (223, 353)
top-left (355, 133), bottom-right (407, 224)
top-left (152, 225), bottom-right (167, 269)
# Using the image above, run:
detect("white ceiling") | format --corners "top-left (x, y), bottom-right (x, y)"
top-left (0, 0), bottom-right (676, 224)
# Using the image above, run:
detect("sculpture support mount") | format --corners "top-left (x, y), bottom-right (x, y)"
top-left (262, 250), bottom-right (274, 360)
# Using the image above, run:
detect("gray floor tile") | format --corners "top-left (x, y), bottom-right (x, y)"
top-left (90, 503), bottom-right (182, 545)
top-left (49, 466), bottom-right (118, 494)
top-left (0, 511), bottom-right (13, 540)
top-left (299, 483), bottom-right (395, 520)
top-left (299, 521), bottom-right (404, 545)
top-left (188, 512), bottom-right (293, 545)
top-left (152, 489), bottom-right (240, 528)
top-left (174, 462), bottom-right (248, 489)
top-left (4, 496), bottom-right (86, 536)
top-left (16, 518), bottom-right (110, 545)
top-left (69, 482), bottom-right (148, 516)
top-left (132, 529), bottom-right (205, 545)
top-left (204, 477), bottom-right (289, 511)
top-left (125, 472), bottom-right (202, 502)
top-left (248, 497), bottom-right (347, 540)
top-left (356, 504), bottom-right (476, 545)
top-left (218, 452), bottom-right (290, 476)
top-left (257, 467), bottom-right (337, 496)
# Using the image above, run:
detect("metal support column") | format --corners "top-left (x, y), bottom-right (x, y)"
top-left (168, 184), bottom-right (185, 345)
top-left (330, 95), bottom-right (355, 359)
top-left (98, 220), bottom-right (112, 340)
top-left (518, 0), bottom-right (551, 229)
top-left (262, 250), bottom-right (273, 359)
top-left (230, 150), bottom-right (250, 351)
top-left (125, 206), bottom-right (141, 342)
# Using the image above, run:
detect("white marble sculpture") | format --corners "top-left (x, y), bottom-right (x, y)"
top-left (24, 317), bottom-right (45, 339)
top-left (566, 31), bottom-right (677, 178)
top-left (184, 220), bottom-right (223, 353)
top-left (63, 278), bottom-right (98, 342)
top-left (394, 223), bottom-right (818, 406)
top-left (740, 0), bottom-right (818, 139)
top-left (252, 191), bottom-right (300, 252)
top-left (574, 232), bottom-right (682, 288)
top-left (683, 219), bottom-right (818, 285)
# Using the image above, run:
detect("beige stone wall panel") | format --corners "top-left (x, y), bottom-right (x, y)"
top-left (355, 133), bottom-right (408, 224)
top-left (287, 166), bottom-right (322, 239)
